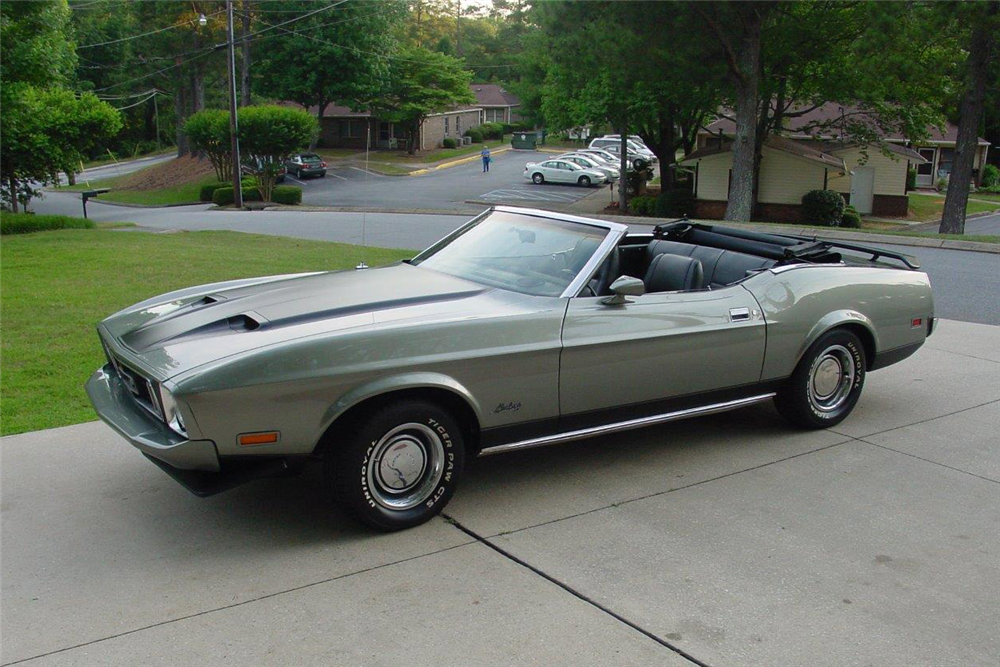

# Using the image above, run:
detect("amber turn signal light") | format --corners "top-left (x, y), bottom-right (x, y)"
top-left (239, 431), bottom-right (279, 446)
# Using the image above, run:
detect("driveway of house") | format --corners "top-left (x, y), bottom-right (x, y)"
top-left (2, 318), bottom-right (998, 666)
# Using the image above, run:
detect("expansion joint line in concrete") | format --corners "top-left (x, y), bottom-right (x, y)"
top-left (443, 516), bottom-right (716, 667)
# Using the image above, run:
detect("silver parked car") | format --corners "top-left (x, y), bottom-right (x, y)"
top-left (523, 159), bottom-right (607, 186)
top-left (558, 153), bottom-right (621, 181)
top-left (87, 207), bottom-right (933, 530)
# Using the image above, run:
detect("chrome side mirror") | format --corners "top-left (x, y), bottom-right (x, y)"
top-left (601, 275), bottom-right (644, 305)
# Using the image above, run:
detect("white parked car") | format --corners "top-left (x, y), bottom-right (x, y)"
top-left (523, 159), bottom-right (607, 187)
top-left (578, 148), bottom-right (633, 170)
top-left (589, 137), bottom-right (657, 165)
top-left (558, 153), bottom-right (620, 181)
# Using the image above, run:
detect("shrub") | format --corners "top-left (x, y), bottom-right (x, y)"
top-left (936, 176), bottom-right (949, 192)
top-left (0, 212), bottom-right (95, 235)
top-left (906, 167), bottom-right (917, 191)
top-left (212, 186), bottom-right (262, 206)
top-left (478, 122), bottom-right (504, 140)
top-left (654, 188), bottom-right (694, 218)
top-left (841, 205), bottom-right (862, 229)
top-left (184, 110), bottom-right (232, 182)
top-left (442, 137), bottom-right (458, 149)
top-left (629, 195), bottom-right (657, 216)
top-left (464, 128), bottom-right (483, 143)
top-left (271, 185), bottom-right (302, 205)
top-left (199, 181), bottom-right (230, 202)
top-left (801, 189), bottom-right (846, 226)
top-left (238, 105), bottom-right (317, 201)
top-left (981, 164), bottom-right (1000, 189)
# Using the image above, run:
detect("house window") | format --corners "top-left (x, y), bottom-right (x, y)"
top-left (340, 119), bottom-right (367, 139)
top-left (485, 108), bottom-right (505, 123)
top-left (917, 148), bottom-right (935, 176)
top-left (938, 148), bottom-right (955, 176)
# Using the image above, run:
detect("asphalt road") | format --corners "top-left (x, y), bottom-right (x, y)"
top-left (60, 152), bottom-right (176, 186)
top-left (913, 210), bottom-right (1000, 236)
top-left (32, 190), bottom-right (1000, 326)
top-left (294, 148), bottom-right (613, 209)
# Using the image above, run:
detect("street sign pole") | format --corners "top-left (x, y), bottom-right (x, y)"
top-left (226, 0), bottom-right (243, 208)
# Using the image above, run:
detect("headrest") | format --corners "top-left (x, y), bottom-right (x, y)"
top-left (644, 253), bottom-right (704, 293)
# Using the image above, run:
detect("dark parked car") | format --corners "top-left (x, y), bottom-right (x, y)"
top-left (285, 153), bottom-right (327, 179)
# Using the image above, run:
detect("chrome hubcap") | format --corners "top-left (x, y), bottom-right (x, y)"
top-left (368, 423), bottom-right (444, 511)
top-left (808, 345), bottom-right (856, 412)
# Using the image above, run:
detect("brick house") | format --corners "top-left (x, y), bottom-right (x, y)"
top-left (305, 104), bottom-right (484, 151)
top-left (471, 83), bottom-right (522, 124)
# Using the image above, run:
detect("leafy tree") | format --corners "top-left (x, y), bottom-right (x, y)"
top-left (184, 110), bottom-right (233, 182)
top-left (370, 46), bottom-right (475, 154)
top-left (237, 105), bottom-right (317, 201)
top-left (253, 0), bottom-right (405, 148)
top-left (1, 0), bottom-right (121, 211)
top-left (1, 87), bottom-right (122, 211)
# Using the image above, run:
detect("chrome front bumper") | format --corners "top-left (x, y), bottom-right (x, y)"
top-left (86, 365), bottom-right (220, 472)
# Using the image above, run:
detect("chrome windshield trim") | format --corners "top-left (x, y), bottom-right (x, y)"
top-left (560, 225), bottom-right (627, 298)
top-left (478, 393), bottom-right (776, 457)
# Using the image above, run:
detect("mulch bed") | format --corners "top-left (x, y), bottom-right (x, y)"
top-left (115, 155), bottom-right (215, 190)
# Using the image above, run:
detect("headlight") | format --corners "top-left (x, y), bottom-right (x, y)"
top-left (158, 385), bottom-right (188, 437)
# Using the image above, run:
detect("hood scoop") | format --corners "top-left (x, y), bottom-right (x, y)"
top-left (123, 311), bottom-right (267, 352)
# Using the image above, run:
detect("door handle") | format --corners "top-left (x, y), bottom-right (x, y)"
top-left (729, 307), bottom-right (751, 322)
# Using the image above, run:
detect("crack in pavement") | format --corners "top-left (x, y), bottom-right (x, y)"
top-left (859, 438), bottom-right (1000, 484)
top-left (1, 540), bottom-right (475, 667)
top-left (443, 516), bottom-right (716, 667)
top-left (828, 398), bottom-right (1000, 441)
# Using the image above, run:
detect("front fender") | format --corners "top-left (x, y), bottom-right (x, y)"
top-left (320, 372), bottom-right (484, 433)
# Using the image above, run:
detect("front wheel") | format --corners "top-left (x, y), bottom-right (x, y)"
top-left (327, 400), bottom-right (465, 530)
top-left (774, 328), bottom-right (866, 429)
top-left (532, 172), bottom-right (544, 184)
top-left (578, 176), bottom-right (591, 187)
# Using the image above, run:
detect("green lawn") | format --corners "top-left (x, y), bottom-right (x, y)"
top-left (314, 147), bottom-right (364, 160)
top-left (57, 173), bottom-right (215, 206)
top-left (374, 139), bottom-right (507, 163)
top-left (0, 229), bottom-right (413, 436)
top-left (971, 192), bottom-right (1000, 203)
top-left (907, 193), bottom-right (1000, 221)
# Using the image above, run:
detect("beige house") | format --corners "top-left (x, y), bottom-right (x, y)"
top-left (471, 83), bottom-right (522, 124)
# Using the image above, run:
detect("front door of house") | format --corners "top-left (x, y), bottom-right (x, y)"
top-left (850, 166), bottom-right (875, 214)
top-left (915, 148), bottom-right (936, 187)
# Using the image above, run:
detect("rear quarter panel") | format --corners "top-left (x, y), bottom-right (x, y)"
top-left (744, 265), bottom-right (933, 381)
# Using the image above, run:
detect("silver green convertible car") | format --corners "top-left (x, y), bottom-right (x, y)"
top-left (87, 207), bottom-right (934, 530)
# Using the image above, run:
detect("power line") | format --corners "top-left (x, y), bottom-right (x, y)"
top-left (91, 48), bottom-right (215, 92)
top-left (76, 9), bottom-right (226, 50)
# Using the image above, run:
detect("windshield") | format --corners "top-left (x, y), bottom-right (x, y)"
top-left (412, 211), bottom-right (609, 297)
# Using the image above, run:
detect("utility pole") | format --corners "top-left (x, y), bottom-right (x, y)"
top-left (152, 91), bottom-right (161, 150)
top-left (226, 0), bottom-right (243, 208)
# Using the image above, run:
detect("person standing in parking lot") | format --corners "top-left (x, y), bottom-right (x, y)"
top-left (481, 146), bottom-right (491, 173)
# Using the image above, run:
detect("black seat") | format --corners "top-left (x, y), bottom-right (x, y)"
top-left (645, 239), bottom-right (774, 289)
top-left (643, 254), bottom-right (704, 292)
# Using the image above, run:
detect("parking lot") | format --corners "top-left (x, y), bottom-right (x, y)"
top-left (2, 318), bottom-right (998, 666)
top-left (293, 149), bottom-right (612, 210)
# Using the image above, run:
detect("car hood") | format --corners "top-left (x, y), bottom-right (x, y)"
top-left (101, 264), bottom-right (487, 380)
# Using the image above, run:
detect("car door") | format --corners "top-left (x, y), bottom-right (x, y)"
top-left (559, 283), bottom-right (766, 420)
top-left (539, 160), bottom-right (560, 182)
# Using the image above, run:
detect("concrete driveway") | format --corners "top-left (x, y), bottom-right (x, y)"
top-left (2, 319), bottom-right (998, 666)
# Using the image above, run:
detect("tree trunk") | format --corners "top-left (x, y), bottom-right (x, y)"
top-left (175, 80), bottom-right (190, 156)
top-left (940, 18), bottom-right (995, 234)
top-left (725, 9), bottom-right (763, 221)
top-left (240, 0), bottom-right (252, 107)
top-left (309, 100), bottom-right (325, 150)
top-left (9, 175), bottom-right (18, 213)
top-left (619, 123), bottom-right (629, 212)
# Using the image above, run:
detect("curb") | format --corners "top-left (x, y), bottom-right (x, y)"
top-left (591, 214), bottom-right (1000, 254)
top-left (407, 147), bottom-right (513, 176)
top-left (236, 205), bottom-right (479, 216)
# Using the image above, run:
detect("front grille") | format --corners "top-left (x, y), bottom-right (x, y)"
top-left (109, 354), bottom-right (162, 420)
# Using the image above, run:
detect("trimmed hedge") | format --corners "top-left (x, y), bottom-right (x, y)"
top-left (478, 121), bottom-right (504, 140)
top-left (841, 205), bottom-right (862, 229)
top-left (655, 188), bottom-right (694, 218)
top-left (464, 128), bottom-right (484, 143)
top-left (629, 195), bottom-right (657, 216)
top-left (1, 212), bottom-right (95, 235)
top-left (442, 137), bottom-right (458, 149)
top-left (199, 181), bottom-right (230, 202)
top-left (212, 186), bottom-right (262, 206)
top-left (801, 189), bottom-right (846, 226)
top-left (906, 168), bottom-right (917, 191)
top-left (271, 185), bottom-right (302, 205)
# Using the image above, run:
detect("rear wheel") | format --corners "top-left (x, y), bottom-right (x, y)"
top-left (578, 176), bottom-right (592, 187)
top-left (532, 172), bottom-right (544, 184)
top-left (775, 328), bottom-right (866, 429)
top-left (327, 400), bottom-right (465, 530)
